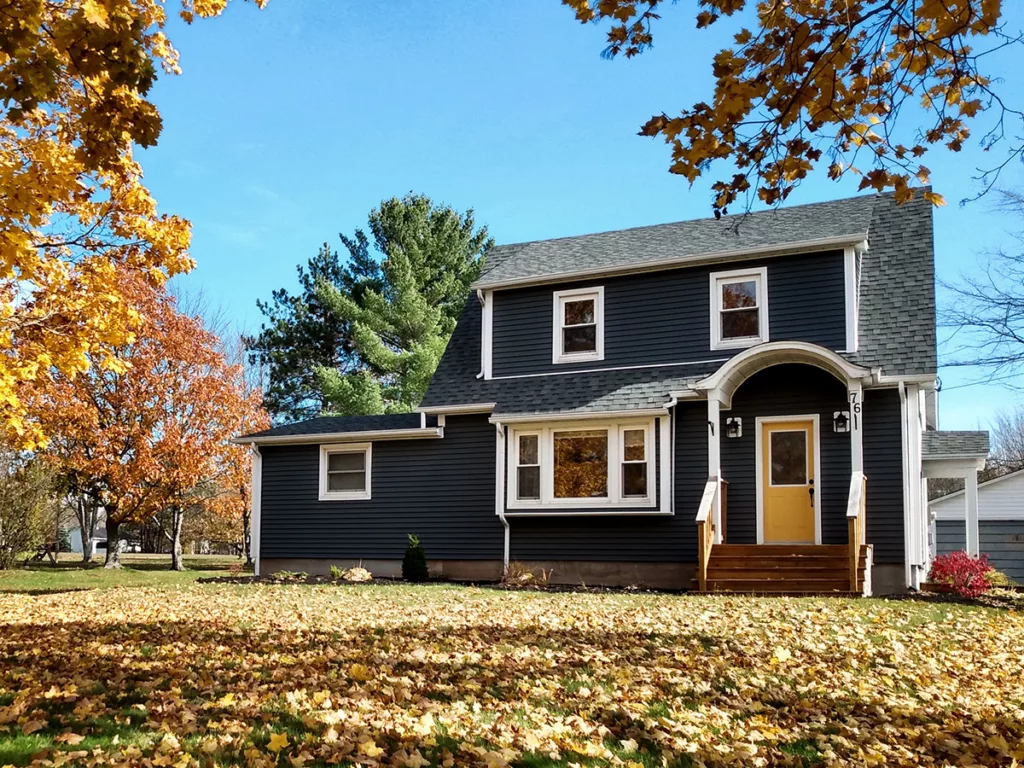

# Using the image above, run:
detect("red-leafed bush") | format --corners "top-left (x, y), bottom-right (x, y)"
top-left (928, 551), bottom-right (994, 598)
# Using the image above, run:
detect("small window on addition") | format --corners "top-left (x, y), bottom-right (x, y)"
top-left (516, 434), bottom-right (541, 501)
top-left (553, 287), bottom-right (604, 364)
top-left (710, 268), bottom-right (768, 350)
top-left (319, 444), bottom-right (371, 501)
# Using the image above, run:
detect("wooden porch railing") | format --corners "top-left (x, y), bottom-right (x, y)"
top-left (846, 471), bottom-right (867, 592)
top-left (696, 476), bottom-right (723, 592)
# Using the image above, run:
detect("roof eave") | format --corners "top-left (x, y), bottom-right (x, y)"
top-left (472, 234), bottom-right (869, 291)
top-left (231, 427), bottom-right (444, 446)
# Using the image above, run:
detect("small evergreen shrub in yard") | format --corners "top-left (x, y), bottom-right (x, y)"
top-left (402, 534), bottom-right (429, 581)
top-left (929, 551), bottom-right (994, 598)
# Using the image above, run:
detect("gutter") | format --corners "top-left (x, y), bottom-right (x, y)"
top-left (472, 234), bottom-right (868, 292)
top-left (231, 427), bottom-right (444, 446)
top-left (489, 407), bottom-right (668, 424)
top-left (416, 403), bottom-right (496, 416)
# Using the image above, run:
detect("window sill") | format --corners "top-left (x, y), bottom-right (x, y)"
top-left (552, 352), bottom-right (604, 365)
top-left (503, 508), bottom-right (670, 517)
top-left (507, 497), bottom-right (656, 511)
top-left (711, 336), bottom-right (766, 352)
top-left (318, 492), bottom-right (372, 502)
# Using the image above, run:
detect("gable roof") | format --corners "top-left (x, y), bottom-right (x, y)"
top-left (922, 430), bottom-right (990, 459)
top-left (425, 190), bottom-right (936, 417)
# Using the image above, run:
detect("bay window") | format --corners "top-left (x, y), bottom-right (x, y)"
top-left (509, 420), bottom-right (655, 509)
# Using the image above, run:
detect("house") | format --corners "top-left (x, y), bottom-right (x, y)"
top-left (930, 467), bottom-right (1024, 582)
top-left (236, 190), bottom-right (990, 594)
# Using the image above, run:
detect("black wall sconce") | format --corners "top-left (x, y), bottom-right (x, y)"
top-left (725, 417), bottom-right (743, 438)
top-left (833, 410), bottom-right (851, 433)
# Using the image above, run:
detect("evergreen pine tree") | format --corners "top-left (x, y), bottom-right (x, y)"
top-left (316, 194), bottom-right (491, 415)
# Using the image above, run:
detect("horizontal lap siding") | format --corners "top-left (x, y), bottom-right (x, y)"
top-left (260, 415), bottom-right (502, 560)
top-left (509, 414), bottom-right (701, 562)
top-left (863, 389), bottom-right (905, 564)
top-left (720, 365), bottom-right (851, 545)
top-left (936, 521), bottom-right (1024, 581)
top-left (492, 250), bottom-right (846, 377)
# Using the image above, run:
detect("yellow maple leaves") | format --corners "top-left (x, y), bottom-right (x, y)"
top-left (0, 0), bottom-right (269, 448)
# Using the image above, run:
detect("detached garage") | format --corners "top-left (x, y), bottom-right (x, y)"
top-left (930, 468), bottom-right (1024, 582)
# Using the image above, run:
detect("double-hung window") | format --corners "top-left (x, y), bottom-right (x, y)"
top-left (552, 287), bottom-right (604, 364)
top-left (710, 267), bottom-right (768, 350)
top-left (509, 420), bottom-right (654, 509)
top-left (319, 443), bottom-right (371, 501)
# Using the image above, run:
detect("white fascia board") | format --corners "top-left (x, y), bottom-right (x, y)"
top-left (489, 408), bottom-right (669, 424)
top-left (415, 403), bottom-right (497, 415)
top-left (471, 234), bottom-right (868, 291)
top-left (231, 427), bottom-right (444, 446)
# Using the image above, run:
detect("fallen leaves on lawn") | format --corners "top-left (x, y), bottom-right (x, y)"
top-left (0, 584), bottom-right (1022, 767)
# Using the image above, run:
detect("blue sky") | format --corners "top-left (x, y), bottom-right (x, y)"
top-left (140, 0), bottom-right (1024, 430)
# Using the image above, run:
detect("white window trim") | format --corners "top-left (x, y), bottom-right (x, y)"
top-left (552, 286), bottom-right (604, 364)
top-left (507, 418), bottom-right (655, 510)
top-left (709, 267), bottom-right (769, 351)
top-left (319, 443), bottom-right (372, 501)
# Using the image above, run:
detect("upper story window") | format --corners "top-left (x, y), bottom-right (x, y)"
top-left (552, 287), bottom-right (604, 364)
top-left (710, 267), bottom-right (768, 350)
top-left (319, 443), bottom-right (371, 501)
top-left (509, 420), bottom-right (654, 510)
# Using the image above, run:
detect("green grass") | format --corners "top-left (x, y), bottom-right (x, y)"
top-left (0, 554), bottom-right (245, 594)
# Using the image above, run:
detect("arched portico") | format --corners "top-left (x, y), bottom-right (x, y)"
top-left (689, 342), bottom-right (873, 546)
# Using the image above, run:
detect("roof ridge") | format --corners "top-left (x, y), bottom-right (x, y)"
top-left (490, 190), bottom-right (887, 251)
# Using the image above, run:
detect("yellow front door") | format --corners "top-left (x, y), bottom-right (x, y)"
top-left (762, 419), bottom-right (816, 543)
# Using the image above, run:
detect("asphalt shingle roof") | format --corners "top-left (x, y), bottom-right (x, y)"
top-left (241, 413), bottom-right (427, 440)
top-left (923, 431), bottom-right (990, 459)
top-left (421, 191), bottom-right (937, 417)
top-left (474, 194), bottom-right (877, 288)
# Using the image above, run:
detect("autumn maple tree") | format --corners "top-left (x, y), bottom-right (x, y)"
top-left (0, 0), bottom-right (265, 449)
top-left (564, 0), bottom-right (1018, 213)
top-left (27, 269), bottom-right (262, 568)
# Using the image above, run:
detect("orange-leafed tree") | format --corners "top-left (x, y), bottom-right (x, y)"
top-left (563, 0), bottom-right (1018, 213)
top-left (28, 269), bottom-right (259, 568)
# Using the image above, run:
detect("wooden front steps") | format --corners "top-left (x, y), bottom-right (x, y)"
top-left (696, 544), bottom-right (870, 595)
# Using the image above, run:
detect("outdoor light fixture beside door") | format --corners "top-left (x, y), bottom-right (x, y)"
top-left (725, 417), bottom-right (742, 438)
top-left (833, 411), bottom-right (851, 433)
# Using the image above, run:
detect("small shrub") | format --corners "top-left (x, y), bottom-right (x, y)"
top-left (270, 570), bottom-right (307, 582)
top-left (929, 551), bottom-right (994, 598)
top-left (342, 566), bottom-right (372, 582)
top-left (986, 568), bottom-right (1017, 588)
top-left (502, 561), bottom-right (551, 587)
top-left (402, 534), bottom-right (429, 582)
top-left (329, 564), bottom-right (345, 580)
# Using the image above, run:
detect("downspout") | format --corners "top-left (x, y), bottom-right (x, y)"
top-left (494, 421), bottom-right (510, 575)
top-left (665, 396), bottom-right (678, 514)
top-left (248, 442), bottom-right (262, 577)
top-left (476, 289), bottom-right (486, 380)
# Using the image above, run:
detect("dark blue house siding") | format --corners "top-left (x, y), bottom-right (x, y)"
top-left (259, 415), bottom-right (503, 560)
top-left (719, 365), bottom-right (851, 546)
top-left (507, 408), bottom-right (707, 563)
top-left (491, 250), bottom-right (847, 377)
top-left (862, 388), bottom-right (905, 564)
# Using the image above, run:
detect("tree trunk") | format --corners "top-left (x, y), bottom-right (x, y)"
top-left (241, 500), bottom-right (253, 569)
top-left (169, 506), bottom-right (185, 571)
top-left (74, 497), bottom-right (100, 563)
top-left (104, 517), bottom-right (123, 569)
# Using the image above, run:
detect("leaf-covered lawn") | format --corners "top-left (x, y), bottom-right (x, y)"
top-left (0, 556), bottom-right (242, 594)
top-left (1, 584), bottom-right (1022, 768)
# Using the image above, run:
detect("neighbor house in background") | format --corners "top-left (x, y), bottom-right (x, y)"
top-left (236, 190), bottom-right (988, 594)
top-left (930, 467), bottom-right (1024, 582)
